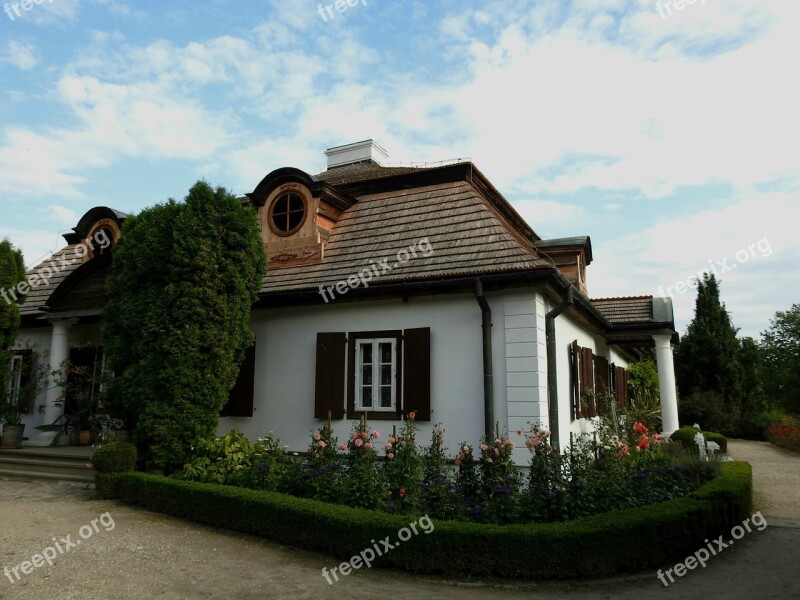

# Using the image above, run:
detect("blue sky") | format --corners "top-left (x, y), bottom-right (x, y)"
top-left (1, 0), bottom-right (797, 338)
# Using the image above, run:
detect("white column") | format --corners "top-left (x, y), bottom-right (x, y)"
top-left (42, 318), bottom-right (78, 424)
top-left (653, 334), bottom-right (679, 436)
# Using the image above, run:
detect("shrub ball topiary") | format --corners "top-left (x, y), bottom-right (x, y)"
top-left (670, 427), bottom-right (727, 454)
top-left (91, 441), bottom-right (137, 473)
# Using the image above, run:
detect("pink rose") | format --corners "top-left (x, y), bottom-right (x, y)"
top-left (480, 444), bottom-right (488, 451)
top-left (388, 453), bottom-right (395, 459)
top-left (338, 443), bottom-right (347, 451)
top-left (350, 432), bottom-right (357, 440)
top-left (355, 438), bottom-right (363, 447)
top-left (365, 442), bottom-right (373, 450)
top-left (389, 437), bottom-right (396, 444)
top-left (385, 443), bottom-right (393, 451)
top-left (313, 433), bottom-right (321, 441)
top-left (373, 431), bottom-right (380, 439)
top-left (361, 432), bottom-right (369, 439)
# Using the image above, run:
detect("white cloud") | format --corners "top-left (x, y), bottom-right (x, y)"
top-left (1, 41), bottom-right (39, 70)
top-left (589, 188), bottom-right (800, 337)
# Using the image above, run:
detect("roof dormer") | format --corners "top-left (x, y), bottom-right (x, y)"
top-left (248, 167), bottom-right (356, 268)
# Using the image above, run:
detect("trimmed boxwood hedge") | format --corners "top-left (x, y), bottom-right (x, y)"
top-left (113, 462), bottom-right (751, 579)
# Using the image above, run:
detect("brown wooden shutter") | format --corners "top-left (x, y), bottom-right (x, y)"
top-left (403, 327), bottom-right (430, 421)
top-left (594, 355), bottom-right (609, 416)
top-left (580, 347), bottom-right (595, 417)
top-left (613, 365), bottom-right (629, 409)
top-left (315, 332), bottom-right (346, 419)
top-left (222, 343), bottom-right (256, 417)
top-left (570, 341), bottom-right (580, 419)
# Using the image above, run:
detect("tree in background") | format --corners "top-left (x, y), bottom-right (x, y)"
top-left (0, 240), bottom-right (26, 405)
top-left (103, 182), bottom-right (266, 472)
top-left (761, 304), bottom-right (800, 415)
top-left (675, 274), bottom-right (745, 435)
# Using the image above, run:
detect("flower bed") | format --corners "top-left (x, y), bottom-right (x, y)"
top-left (176, 415), bottom-right (720, 526)
top-left (108, 461), bottom-right (752, 579)
top-left (765, 415), bottom-right (800, 452)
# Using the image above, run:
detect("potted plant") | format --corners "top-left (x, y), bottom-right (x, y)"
top-left (37, 347), bottom-right (110, 446)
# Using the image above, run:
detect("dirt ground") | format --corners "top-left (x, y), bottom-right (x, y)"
top-left (1, 441), bottom-right (798, 600)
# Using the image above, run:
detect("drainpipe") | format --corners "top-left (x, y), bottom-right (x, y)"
top-left (546, 287), bottom-right (573, 452)
top-left (474, 279), bottom-right (494, 441)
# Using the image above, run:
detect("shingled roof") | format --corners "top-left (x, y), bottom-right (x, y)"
top-left (263, 178), bottom-right (552, 294)
top-left (591, 296), bottom-right (658, 325)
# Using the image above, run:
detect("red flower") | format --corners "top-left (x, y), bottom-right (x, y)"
top-left (399, 487), bottom-right (406, 497)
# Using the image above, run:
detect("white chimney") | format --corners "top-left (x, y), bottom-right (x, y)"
top-left (325, 139), bottom-right (388, 169)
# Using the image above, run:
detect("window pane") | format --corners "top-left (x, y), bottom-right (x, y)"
top-left (380, 342), bottom-right (392, 363)
top-left (362, 365), bottom-right (372, 385)
top-left (274, 195), bottom-right (288, 214)
top-left (289, 193), bottom-right (304, 212)
top-left (362, 387), bottom-right (373, 407)
top-left (288, 211), bottom-right (303, 230)
top-left (380, 386), bottom-right (392, 408)
top-left (360, 343), bottom-right (372, 364)
top-left (380, 364), bottom-right (391, 385)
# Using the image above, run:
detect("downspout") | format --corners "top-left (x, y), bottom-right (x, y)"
top-left (546, 287), bottom-right (573, 452)
top-left (474, 279), bottom-right (494, 441)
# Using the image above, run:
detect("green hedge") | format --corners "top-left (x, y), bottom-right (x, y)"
top-left (112, 462), bottom-right (751, 579)
top-left (671, 427), bottom-right (728, 453)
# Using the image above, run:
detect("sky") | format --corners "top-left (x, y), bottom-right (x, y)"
top-left (0, 0), bottom-right (797, 339)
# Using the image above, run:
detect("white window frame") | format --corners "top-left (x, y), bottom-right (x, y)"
top-left (7, 354), bottom-right (24, 404)
top-left (354, 338), bottom-right (397, 412)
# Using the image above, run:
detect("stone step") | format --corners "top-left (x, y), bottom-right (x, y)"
top-left (0, 455), bottom-right (94, 477)
top-left (0, 448), bottom-right (96, 484)
top-left (0, 468), bottom-right (95, 484)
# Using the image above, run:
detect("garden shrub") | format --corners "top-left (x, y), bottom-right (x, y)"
top-left (91, 441), bottom-right (137, 473)
top-left (92, 441), bottom-right (137, 499)
top-left (670, 426), bottom-right (728, 454)
top-left (115, 461), bottom-right (752, 579)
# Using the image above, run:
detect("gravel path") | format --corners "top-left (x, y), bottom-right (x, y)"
top-left (727, 439), bottom-right (800, 524)
top-left (1, 442), bottom-right (798, 600)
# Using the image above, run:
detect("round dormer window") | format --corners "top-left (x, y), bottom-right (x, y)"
top-left (269, 192), bottom-right (307, 236)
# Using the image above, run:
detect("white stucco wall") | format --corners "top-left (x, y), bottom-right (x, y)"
top-left (550, 308), bottom-right (630, 448)
top-left (220, 292), bottom-right (507, 457)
